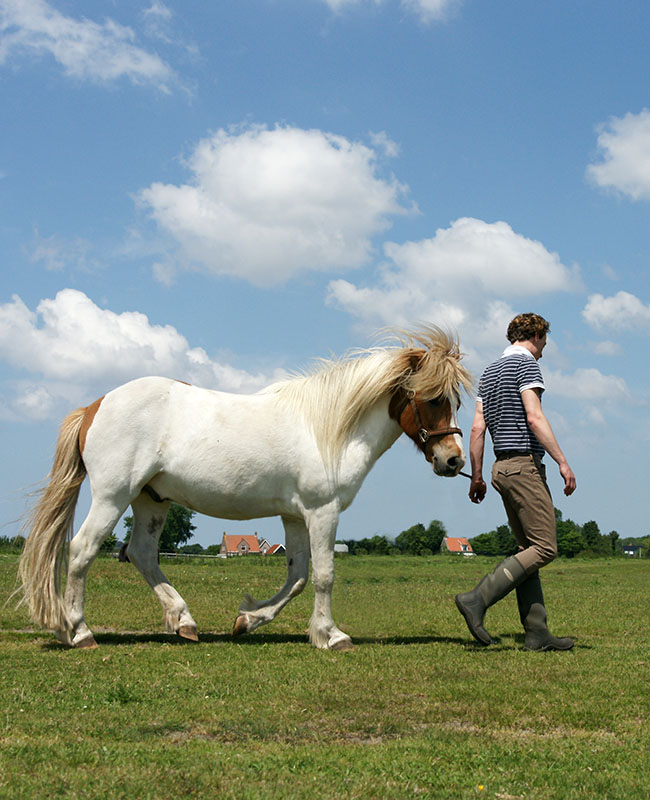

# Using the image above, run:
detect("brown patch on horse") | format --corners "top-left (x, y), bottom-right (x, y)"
top-left (391, 390), bottom-right (462, 462)
top-left (78, 396), bottom-right (104, 455)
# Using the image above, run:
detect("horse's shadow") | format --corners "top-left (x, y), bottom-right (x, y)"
top-left (40, 629), bottom-right (589, 651)
top-left (42, 630), bottom-right (467, 649)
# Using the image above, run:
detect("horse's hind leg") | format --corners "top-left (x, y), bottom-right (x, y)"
top-left (125, 492), bottom-right (198, 641)
top-left (64, 498), bottom-right (127, 648)
top-left (233, 516), bottom-right (310, 636)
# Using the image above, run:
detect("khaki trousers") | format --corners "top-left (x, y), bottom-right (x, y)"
top-left (491, 454), bottom-right (558, 574)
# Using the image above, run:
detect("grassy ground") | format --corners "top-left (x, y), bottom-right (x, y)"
top-left (0, 553), bottom-right (647, 799)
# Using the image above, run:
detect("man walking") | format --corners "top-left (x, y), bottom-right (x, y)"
top-left (455, 313), bottom-right (576, 651)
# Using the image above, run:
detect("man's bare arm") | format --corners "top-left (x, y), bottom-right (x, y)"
top-left (521, 388), bottom-right (576, 496)
top-left (468, 401), bottom-right (487, 503)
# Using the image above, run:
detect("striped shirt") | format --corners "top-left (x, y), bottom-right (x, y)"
top-left (477, 345), bottom-right (545, 456)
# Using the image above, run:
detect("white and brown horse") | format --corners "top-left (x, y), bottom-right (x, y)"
top-left (19, 326), bottom-right (472, 650)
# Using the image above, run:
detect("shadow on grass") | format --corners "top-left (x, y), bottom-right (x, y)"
top-left (14, 627), bottom-right (590, 652)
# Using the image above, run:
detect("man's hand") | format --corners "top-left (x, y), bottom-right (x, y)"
top-left (560, 462), bottom-right (576, 496)
top-left (469, 478), bottom-right (487, 504)
top-left (468, 402), bottom-right (487, 504)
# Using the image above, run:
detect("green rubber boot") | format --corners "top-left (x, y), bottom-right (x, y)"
top-left (516, 571), bottom-right (574, 651)
top-left (455, 555), bottom-right (527, 645)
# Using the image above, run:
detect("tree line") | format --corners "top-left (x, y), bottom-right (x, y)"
top-left (340, 508), bottom-right (650, 559)
top-left (1, 504), bottom-right (648, 558)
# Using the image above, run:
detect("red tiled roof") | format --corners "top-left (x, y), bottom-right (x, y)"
top-left (443, 537), bottom-right (473, 553)
top-left (267, 543), bottom-right (285, 554)
top-left (222, 534), bottom-right (260, 553)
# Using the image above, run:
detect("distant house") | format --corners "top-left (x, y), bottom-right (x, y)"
top-left (441, 537), bottom-right (474, 557)
top-left (622, 544), bottom-right (642, 558)
top-left (267, 543), bottom-right (286, 555)
top-left (219, 533), bottom-right (284, 557)
top-left (220, 533), bottom-right (261, 557)
top-left (334, 543), bottom-right (349, 554)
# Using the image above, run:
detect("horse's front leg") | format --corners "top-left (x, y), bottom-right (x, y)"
top-left (307, 504), bottom-right (353, 651)
top-left (233, 516), bottom-right (310, 636)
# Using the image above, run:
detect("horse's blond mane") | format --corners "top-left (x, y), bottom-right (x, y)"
top-left (265, 325), bottom-right (474, 468)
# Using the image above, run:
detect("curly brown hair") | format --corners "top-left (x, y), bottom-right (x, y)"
top-left (507, 313), bottom-right (550, 344)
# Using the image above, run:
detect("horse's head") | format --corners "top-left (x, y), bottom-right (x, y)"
top-left (389, 389), bottom-right (465, 476)
top-left (386, 329), bottom-right (473, 477)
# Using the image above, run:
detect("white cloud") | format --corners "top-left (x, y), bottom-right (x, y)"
top-left (142, 2), bottom-right (173, 43)
top-left (28, 228), bottom-right (95, 272)
top-left (587, 109), bottom-right (650, 200)
top-left (582, 291), bottom-right (650, 332)
top-left (143, 1), bottom-right (172, 23)
top-left (321, 0), bottom-right (460, 23)
top-left (401, 0), bottom-right (461, 23)
top-left (138, 125), bottom-right (410, 286)
top-left (384, 218), bottom-right (574, 295)
top-left (327, 217), bottom-right (577, 357)
top-left (321, 0), bottom-right (361, 10)
top-left (592, 340), bottom-right (622, 357)
top-left (0, 0), bottom-right (176, 91)
top-left (0, 290), bottom-right (283, 420)
top-left (602, 264), bottom-right (618, 281)
top-left (546, 367), bottom-right (630, 404)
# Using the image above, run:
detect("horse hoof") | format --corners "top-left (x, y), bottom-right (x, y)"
top-left (330, 637), bottom-right (354, 652)
top-left (232, 614), bottom-right (249, 637)
top-left (75, 635), bottom-right (98, 649)
top-left (178, 625), bottom-right (199, 642)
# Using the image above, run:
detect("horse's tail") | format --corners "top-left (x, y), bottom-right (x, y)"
top-left (18, 406), bottom-right (88, 632)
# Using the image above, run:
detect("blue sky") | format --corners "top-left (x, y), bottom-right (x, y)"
top-left (1, 0), bottom-right (649, 548)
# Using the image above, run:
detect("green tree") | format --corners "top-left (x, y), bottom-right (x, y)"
top-left (556, 519), bottom-right (585, 558)
top-left (395, 523), bottom-right (426, 554)
top-left (580, 520), bottom-right (610, 556)
top-left (582, 520), bottom-right (601, 549)
top-left (469, 531), bottom-right (498, 556)
top-left (100, 532), bottom-right (118, 553)
top-left (468, 524), bottom-right (515, 556)
top-left (424, 520), bottom-right (447, 553)
top-left (178, 543), bottom-right (204, 555)
top-left (396, 520), bottom-right (447, 555)
top-left (123, 503), bottom-right (197, 553)
top-left (351, 535), bottom-right (392, 555)
top-left (495, 523), bottom-right (517, 555)
top-left (366, 535), bottom-right (392, 555)
top-left (608, 530), bottom-right (620, 555)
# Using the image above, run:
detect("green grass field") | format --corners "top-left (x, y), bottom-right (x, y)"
top-left (1, 553), bottom-right (647, 799)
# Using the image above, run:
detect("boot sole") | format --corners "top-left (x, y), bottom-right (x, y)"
top-left (524, 640), bottom-right (575, 652)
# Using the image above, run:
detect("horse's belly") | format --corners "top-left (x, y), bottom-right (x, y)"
top-left (149, 463), bottom-right (304, 521)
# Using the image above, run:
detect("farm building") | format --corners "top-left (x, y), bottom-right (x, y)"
top-left (441, 537), bottom-right (474, 556)
top-left (219, 533), bottom-right (284, 557)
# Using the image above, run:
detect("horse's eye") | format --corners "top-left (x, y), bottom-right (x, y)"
top-left (428, 398), bottom-right (442, 408)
